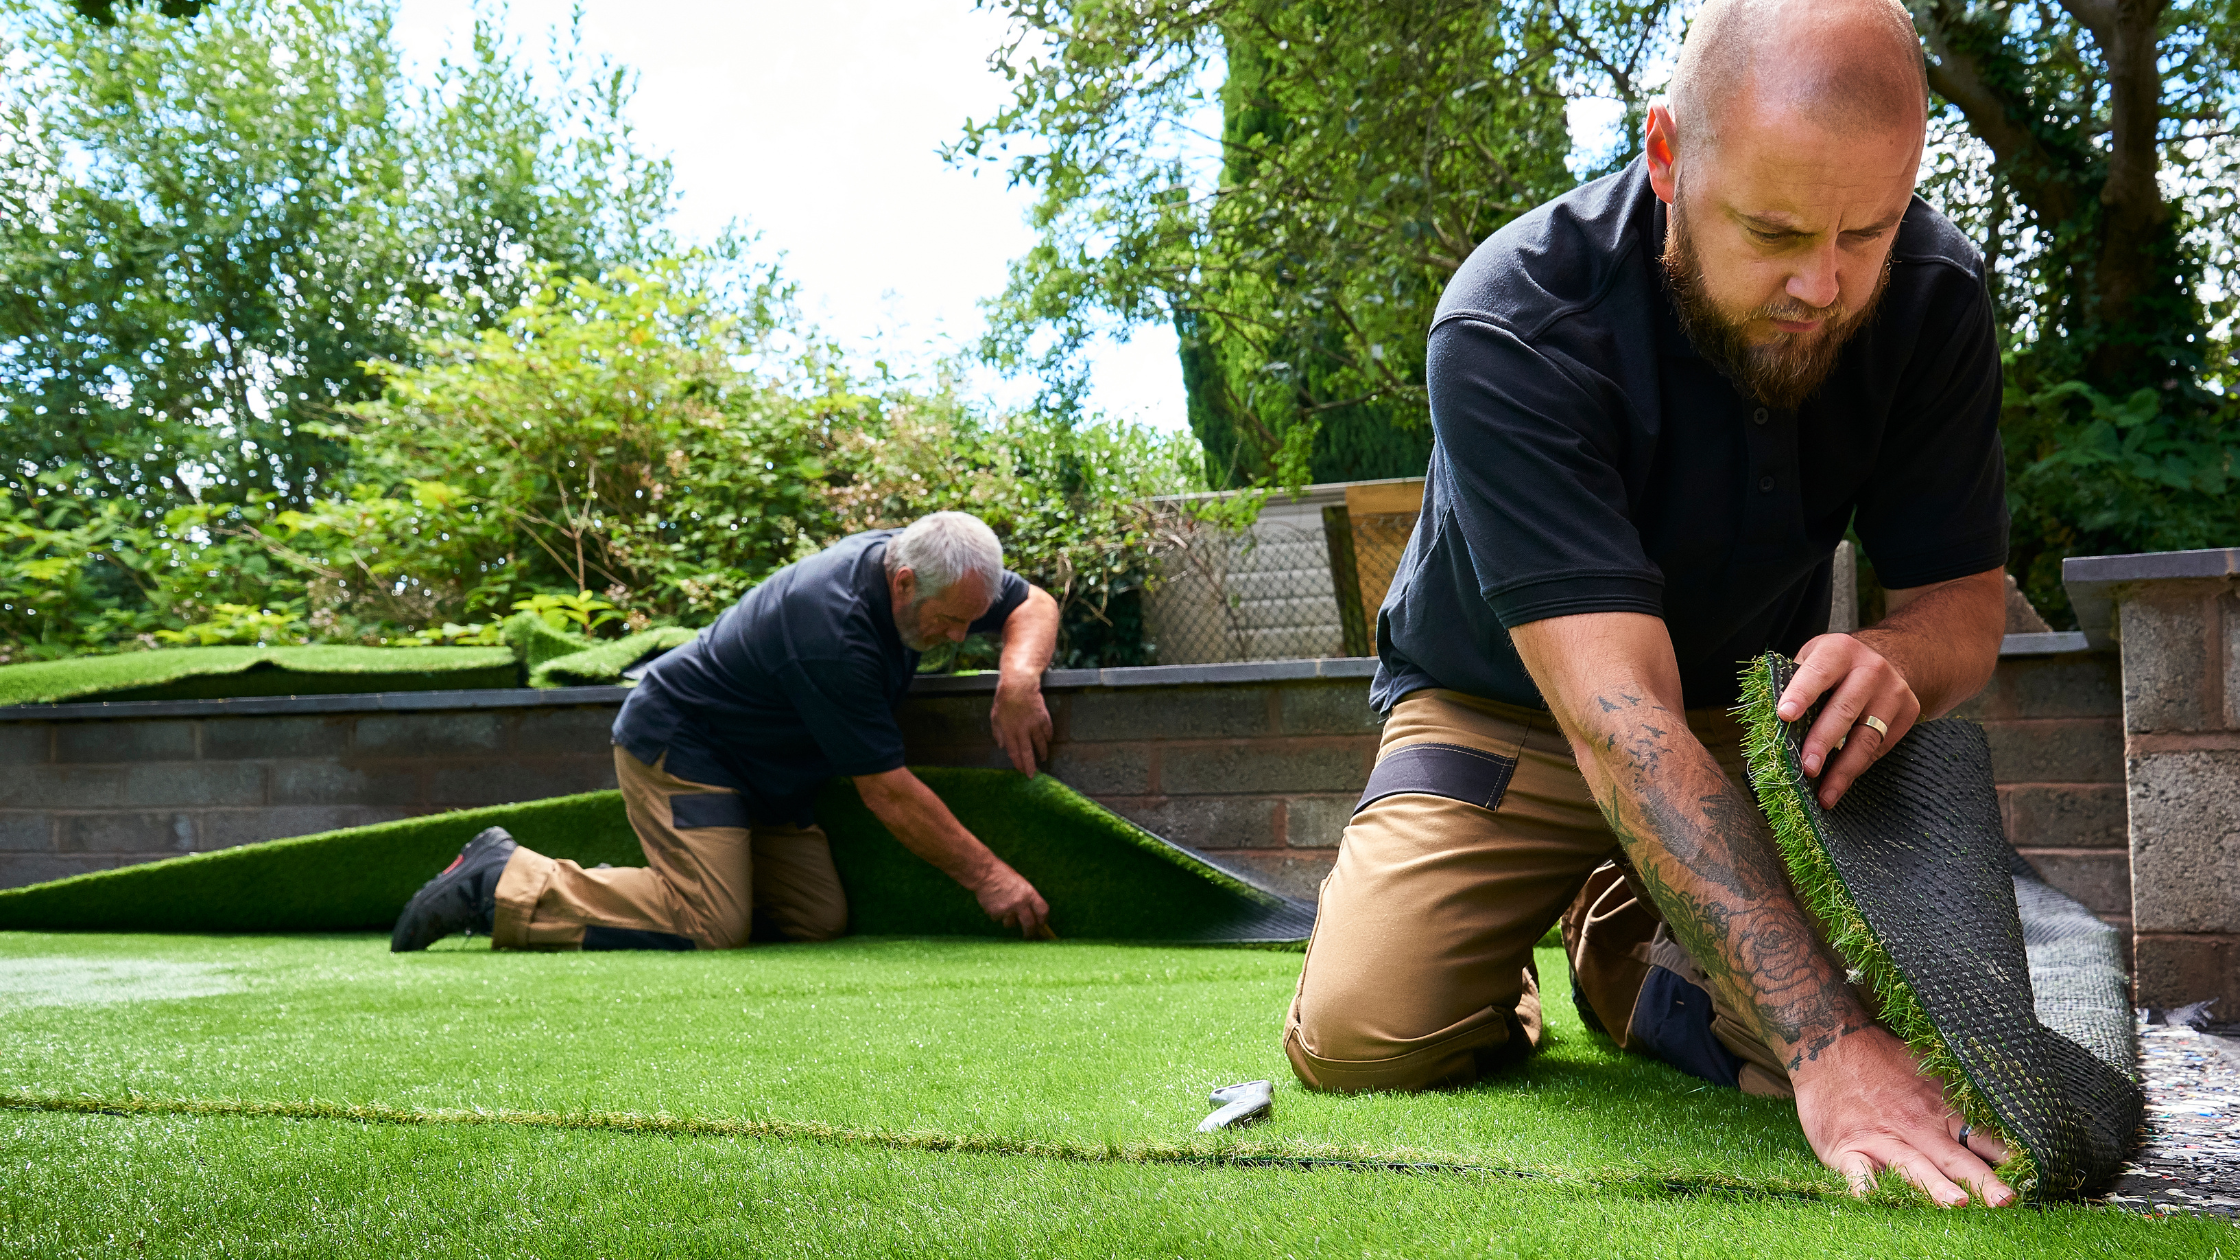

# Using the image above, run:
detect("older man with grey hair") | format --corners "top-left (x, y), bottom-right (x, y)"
top-left (392, 511), bottom-right (1063, 952)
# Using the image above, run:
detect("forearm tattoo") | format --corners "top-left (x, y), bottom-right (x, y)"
top-left (1589, 690), bottom-right (1868, 1070)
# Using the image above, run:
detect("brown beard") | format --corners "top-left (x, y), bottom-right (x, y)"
top-left (1660, 197), bottom-right (1889, 412)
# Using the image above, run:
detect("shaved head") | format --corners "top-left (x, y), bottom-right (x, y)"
top-left (1669, 0), bottom-right (1928, 154)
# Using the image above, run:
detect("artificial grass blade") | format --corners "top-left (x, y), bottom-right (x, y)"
top-left (1735, 652), bottom-right (2142, 1201)
top-left (0, 770), bottom-right (1308, 943)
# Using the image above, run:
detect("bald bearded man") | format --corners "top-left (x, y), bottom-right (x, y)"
top-left (1284, 0), bottom-right (2020, 1208)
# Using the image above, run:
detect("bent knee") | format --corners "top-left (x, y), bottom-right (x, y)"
top-left (1287, 994), bottom-right (1523, 1094)
top-left (751, 897), bottom-right (848, 944)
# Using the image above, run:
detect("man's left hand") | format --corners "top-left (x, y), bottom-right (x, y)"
top-left (991, 679), bottom-right (1052, 777)
top-left (1775, 633), bottom-right (1922, 809)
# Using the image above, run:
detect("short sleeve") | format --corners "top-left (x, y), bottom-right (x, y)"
top-left (778, 657), bottom-right (908, 777)
top-left (1851, 279), bottom-right (2009, 588)
top-left (1426, 317), bottom-right (1665, 628)
top-left (966, 571), bottom-right (1032, 635)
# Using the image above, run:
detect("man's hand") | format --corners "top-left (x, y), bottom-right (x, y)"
top-left (1794, 1024), bottom-right (2015, 1207)
top-left (992, 585), bottom-right (1060, 777)
top-left (991, 679), bottom-right (1052, 777)
top-left (971, 863), bottom-right (1054, 939)
top-left (1776, 567), bottom-right (2006, 808)
top-left (1776, 634), bottom-right (1921, 809)
top-left (854, 767), bottom-right (1056, 939)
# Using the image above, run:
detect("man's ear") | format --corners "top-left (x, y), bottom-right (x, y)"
top-left (892, 566), bottom-right (916, 603)
top-left (1645, 103), bottom-right (1680, 206)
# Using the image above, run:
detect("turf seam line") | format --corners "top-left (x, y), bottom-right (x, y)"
top-left (0, 1091), bottom-right (1837, 1201)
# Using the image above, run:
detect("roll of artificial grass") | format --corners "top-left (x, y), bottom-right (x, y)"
top-left (1737, 652), bottom-right (2143, 1202)
top-left (0, 645), bottom-right (522, 706)
top-left (0, 769), bottom-right (1310, 943)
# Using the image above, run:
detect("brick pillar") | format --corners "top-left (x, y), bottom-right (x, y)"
top-left (2069, 549), bottom-right (2240, 1012)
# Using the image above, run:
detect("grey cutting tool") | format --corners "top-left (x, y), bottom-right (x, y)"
top-left (1197, 1079), bottom-right (1273, 1132)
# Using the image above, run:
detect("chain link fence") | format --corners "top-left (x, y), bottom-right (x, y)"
top-left (1141, 482), bottom-right (1424, 666)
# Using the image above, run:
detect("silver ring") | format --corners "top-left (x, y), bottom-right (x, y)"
top-left (1957, 1122), bottom-right (1973, 1145)
top-left (1859, 714), bottom-right (1889, 738)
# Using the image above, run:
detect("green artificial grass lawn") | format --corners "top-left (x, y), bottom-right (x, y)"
top-left (0, 771), bottom-right (1299, 941)
top-left (0, 934), bottom-right (2215, 1257)
top-left (0, 644), bottom-right (521, 705)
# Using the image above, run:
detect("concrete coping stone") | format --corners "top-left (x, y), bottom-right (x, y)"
top-left (1997, 631), bottom-right (2093, 657)
top-left (2063, 547), bottom-right (2240, 650)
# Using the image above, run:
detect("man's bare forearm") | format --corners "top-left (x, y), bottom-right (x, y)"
top-left (1584, 689), bottom-right (1869, 1070)
top-left (855, 768), bottom-right (1002, 886)
top-left (997, 586), bottom-right (1060, 686)
top-left (1854, 568), bottom-right (2005, 719)
top-left (1511, 613), bottom-right (1868, 1071)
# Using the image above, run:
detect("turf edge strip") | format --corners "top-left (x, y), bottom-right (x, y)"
top-left (0, 1091), bottom-right (1838, 1203)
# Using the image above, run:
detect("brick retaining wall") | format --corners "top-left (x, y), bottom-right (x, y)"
top-left (0, 647), bottom-right (2127, 924)
top-left (1951, 646), bottom-right (2132, 946)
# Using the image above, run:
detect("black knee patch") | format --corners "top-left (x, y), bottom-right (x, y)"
top-left (669, 793), bottom-right (748, 829)
top-left (1354, 742), bottom-right (1517, 815)
top-left (1629, 965), bottom-right (1745, 1088)
top-left (581, 926), bottom-right (697, 951)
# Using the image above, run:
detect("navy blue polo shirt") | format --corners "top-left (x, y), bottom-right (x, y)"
top-left (613, 530), bottom-right (1029, 823)
top-left (1372, 158), bottom-right (2008, 714)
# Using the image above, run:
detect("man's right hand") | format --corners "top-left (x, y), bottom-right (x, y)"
top-left (853, 767), bottom-right (1056, 940)
top-left (972, 864), bottom-right (1054, 939)
top-left (1793, 1024), bottom-right (2015, 1207)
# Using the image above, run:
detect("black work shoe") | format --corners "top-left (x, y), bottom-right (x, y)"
top-left (390, 826), bottom-right (517, 952)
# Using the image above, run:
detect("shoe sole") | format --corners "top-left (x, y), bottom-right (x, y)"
top-left (389, 827), bottom-right (515, 952)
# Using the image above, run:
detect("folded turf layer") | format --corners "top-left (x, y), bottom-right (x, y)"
top-left (0, 644), bottom-right (520, 705)
top-left (528, 625), bottom-right (696, 688)
top-left (0, 770), bottom-right (1307, 942)
top-left (6, 1110), bottom-right (2215, 1259)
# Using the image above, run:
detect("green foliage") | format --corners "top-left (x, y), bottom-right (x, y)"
top-left (7, 259), bottom-right (1203, 667)
top-left (65, 0), bottom-right (207, 23)
top-left (0, 0), bottom-right (677, 517)
top-left (961, 0), bottom-right (1682, 487)
top-left (511, 591), bottom-right (625, 636)
top-left (1909, 3), bottom-right (2240, 619)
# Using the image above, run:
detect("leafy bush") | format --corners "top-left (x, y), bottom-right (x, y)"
top-left (4, 264), bottom-right (1205, 668)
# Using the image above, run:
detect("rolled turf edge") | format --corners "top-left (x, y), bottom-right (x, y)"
top-left (1734, 652), bottom-right (2038, 1195)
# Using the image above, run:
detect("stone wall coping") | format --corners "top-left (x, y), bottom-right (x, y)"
top-left (2064, 547), bottom-right (2240, 649)
top-left (1997, 630), bottom-right (2093, 656)
top-left (0, 639), bottom-right (2098, 724)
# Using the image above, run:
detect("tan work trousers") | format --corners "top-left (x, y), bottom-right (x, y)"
top-left (491, 747), bottom-right (849, 950)
top-left (1283, 688), bottom-right (1795, 1096)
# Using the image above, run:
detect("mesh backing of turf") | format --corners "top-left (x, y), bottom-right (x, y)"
top-left (0, 770), bottom-right (1310, 943)
top-left (1737, 653), bottom-right (2143, 1201)
top-left (0, 645), bottom-right (521, 705)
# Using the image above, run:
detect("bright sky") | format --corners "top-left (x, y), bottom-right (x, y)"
top-left (389, 0), bottom-right (1190, 431)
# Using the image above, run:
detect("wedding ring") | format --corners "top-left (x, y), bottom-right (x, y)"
top-left (1859, 715), bottom-right (1889, 738)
